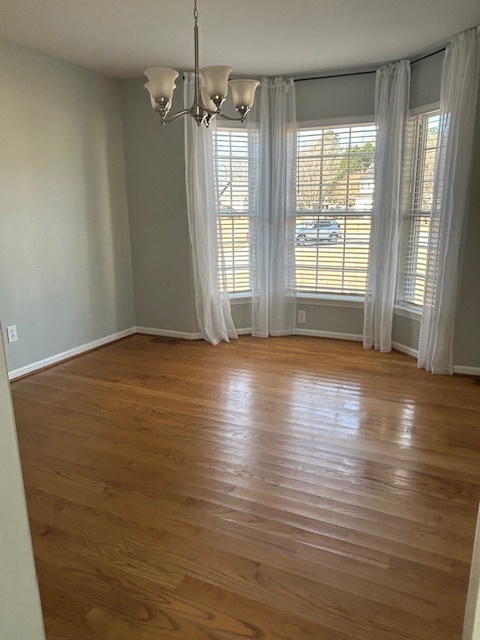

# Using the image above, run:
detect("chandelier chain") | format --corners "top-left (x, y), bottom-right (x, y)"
top-left (194, 0), bottom-right (198, 27)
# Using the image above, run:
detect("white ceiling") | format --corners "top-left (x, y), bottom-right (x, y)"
top-left (1, 0), bottom-right (480, 79)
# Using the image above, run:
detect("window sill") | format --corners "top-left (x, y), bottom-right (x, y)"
top-left (394, 304), bottom-right (422, 320)
top-left (229, 293), bottom-right (252, 306)
top-left (297, 294), bottom-right (364, 309)
top-left (229, 296), bottom-right (423, 318)
top-left (229, 293), bottom-right (365, 309)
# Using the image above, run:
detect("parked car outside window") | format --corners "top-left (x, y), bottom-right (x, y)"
top-left (295, 219), bottom-right (343, 245)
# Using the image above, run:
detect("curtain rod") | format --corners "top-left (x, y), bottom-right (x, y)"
top-left (295, 70), bottom-right (375, 83)
top-left (411, 46), bottom-right (447, 64)
top-left (294, 46), bottom-right (447, 83)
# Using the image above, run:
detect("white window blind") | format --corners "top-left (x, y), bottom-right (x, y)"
top-left (294, 124), bottom-right (377, 295)
top-left (213, 128), bottom-right (252, 293)
top-left (398, 111), bottom-right (442, 307)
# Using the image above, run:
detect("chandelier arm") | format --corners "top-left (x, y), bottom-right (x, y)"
top-left (217, 112), bottom-right (247, 123)
top-left (161, 108), bottom-right (195, 124)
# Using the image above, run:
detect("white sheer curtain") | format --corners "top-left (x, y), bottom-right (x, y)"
top-left (363, 60), bottom-right (410, 352)
top-left (184, 73), bottom-right (238, 344)
top-left (248, 77), bottom-right (297, 337)
top-left (418, 28), bottom-right (480, 374)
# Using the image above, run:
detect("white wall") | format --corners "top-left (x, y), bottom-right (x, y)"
top-left (0, 327), bottom-right (45, 640)
top-left (0, 39), bottom-right (135, 373)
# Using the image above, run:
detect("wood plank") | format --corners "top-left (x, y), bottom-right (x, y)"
top-left (12, 334), bottom-right (480, 639)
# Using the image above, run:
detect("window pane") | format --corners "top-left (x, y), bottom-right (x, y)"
top-left (398, 112), bottom-right (442, 307)
top-left (217, 214), bottom-right (251, 293)
top-left (402, 214), bottom-right (430, 306)
top-left (295, 124), bottom-right (376, 295)
top-left (295, 214), bottom-right (371, 294)
top-left (213, 129), bottom-right (252, 293)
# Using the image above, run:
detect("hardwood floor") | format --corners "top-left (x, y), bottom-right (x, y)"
top-left (11, 334), bottom-right (480, 639)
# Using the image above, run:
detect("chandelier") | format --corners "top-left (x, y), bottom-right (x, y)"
top-left (144, 0), bottom-right (259, 126)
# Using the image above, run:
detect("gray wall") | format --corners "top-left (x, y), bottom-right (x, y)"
top-left (455, 88), bottom-right (480, 368)
top-left (121, 71), bottom-right (379, 339)
top-left (0, 40), bottom-right (475, 370)
top-left (404, 50), bottom-right (480, 368)
top-left (121, 78), bottom-right (197, 333)
top-left (0, 328), bottom-right (45, 640)
top-left (295, 54), bottom-right (446, 347)
top-left (120, 53), bottom-right (478, 368)
top-left (0, 39), bottom-right (135, 373)
top-left (296, 71), bottom-right (376, 122)
top-left (410, 51), bottom-right (443, 108)
top-left (295, 71), bottom-right (376, 339)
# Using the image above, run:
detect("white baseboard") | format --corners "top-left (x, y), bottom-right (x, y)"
top-left (392, 341), bottom-right (418, 359)
top-left (295, 328), bottom-right (362, 342)
top-left (136, 326), bottom-right (253, 340)
top-left (135, 326), bottom-right (203, 340)
top-left (453, 365), bottom-right (480, 376)
top-left (9, 326), bottom-right (479, 381)
top-left (8, 327), bottom-right (136, 380)
top-left (236, 328), bottom-right (253, 336)
top-left (391, 343), bottom-right (480, 375)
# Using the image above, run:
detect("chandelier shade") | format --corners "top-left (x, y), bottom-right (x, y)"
top-left (144, 67), bottom-right (179, 102)
top-left (229, 79), bottom-right (260, 110)
top-left (201, 85), bottom-right (218, 112)
top-left (144, 83), bottom-right (158, 110)
top-left (201, 66), bottom-right (232, 103)
top-left (143, 0), bottom-right (258, 126)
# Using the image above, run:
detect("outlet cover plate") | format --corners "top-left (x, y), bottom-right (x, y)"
top-left (7, 325), bottom-right (18, 343)
top-left (297, 310), bottom-right (306, 324)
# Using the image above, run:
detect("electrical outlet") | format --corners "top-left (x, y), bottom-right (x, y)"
top-left (6, 325), bottom-right (18, 343)
top-left (297, 310), bottom-right (306, 324)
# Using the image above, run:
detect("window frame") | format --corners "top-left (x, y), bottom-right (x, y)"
top-left (213, 122), bottom-right (253, 296)
top-left (294, 117), bottom-right (377, 300)
top-left (395, 102), bottom-right (441, 314)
